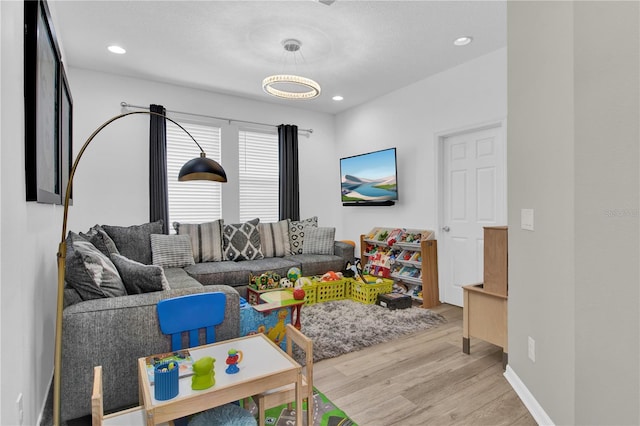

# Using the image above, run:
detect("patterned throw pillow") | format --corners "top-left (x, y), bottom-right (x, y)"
top-left (174, 220), bottom-right (224, 263)
top-left (223, 218), bottom-right (264, 261)
top-left (80, 225), bottom-right (120, 257)
top-left (110, 253), bottom-right (170, 294)
top-left (150, 234), bottom-right (196, 268)
top-left (259, 219), bottom-right (291, 258)
top-left (103, 220), bottom-right (164, 265)
top-left (302, 226), bottom-right (336, 255)
top-left (288, 216), bottom-right (318, 255)
top-left (65, 232), bottom-right (127, 300)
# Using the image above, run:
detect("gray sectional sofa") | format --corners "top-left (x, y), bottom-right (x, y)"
top-left (60, 218), bottom-right (353, 421)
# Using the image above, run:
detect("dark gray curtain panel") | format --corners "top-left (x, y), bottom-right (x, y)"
top-left (149, 104), bottom-right (169, 234)
top-left (278, 124), bottom-right (300, 221)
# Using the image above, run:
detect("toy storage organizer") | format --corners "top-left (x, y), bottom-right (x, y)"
top-left (360, 227), bottom-right (440, 308)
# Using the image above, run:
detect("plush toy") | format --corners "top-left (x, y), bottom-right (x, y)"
top-left (295, 276), bottom-right (312, 288)
top-left (321, 271), bottom-right (342, 282)
top-left (279, 277), bottom-right (293, 288)
top-left (342, 260), bottom-right (365, 283)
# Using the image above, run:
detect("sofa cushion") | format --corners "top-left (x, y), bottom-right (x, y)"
top-left (223, 218), bottom-right (264, 261)
top-left (288, 216), bottom-right (318, 255)
top-left (111, 253), bottom-right (170, 294)
top-left (259, 219), bottom-right (290, 258)
top-left (184, 257), bottom-right (300, 287)
top-left (162, 268), bottom-right (204, 289)
top-left (302, 226), bottom-right (336, 255)
top-left (150, 234), bottom-right (196, 268)
top-left (103, 220), bottom-right (164, 265)
top-left (65, 232), bottom-right (127, 300)
top-left (174, 219), bottom-right (224, 263)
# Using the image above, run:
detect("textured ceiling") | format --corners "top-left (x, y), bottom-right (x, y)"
top-left (49, 1), bottom-right (506, 114)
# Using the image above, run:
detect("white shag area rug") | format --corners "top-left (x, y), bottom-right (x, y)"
top-left (299, 299), bottom-right (446, 362)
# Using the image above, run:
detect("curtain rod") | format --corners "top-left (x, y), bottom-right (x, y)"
top-left (120, 102), bottom-right (313, 135)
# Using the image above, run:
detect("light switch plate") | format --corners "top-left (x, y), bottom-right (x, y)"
top-left (521, 208), bottom-right (534, 231)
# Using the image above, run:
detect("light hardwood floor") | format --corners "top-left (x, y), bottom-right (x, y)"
top-left (313, 303), bottom-right (537, 426)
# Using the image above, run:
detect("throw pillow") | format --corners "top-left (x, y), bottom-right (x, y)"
top-left (223, 218), bottom-right (264, 261)
top-left (288, 216), bottom-right (318, 255)
top-left (258, 219), bottom-right (291, 258)
top-left (79, 225), bottom-right (119, 257)
top-left (103, 220), bottom-right (164, 265)
top-left (110, 253), bottom-right (170, 294)
top-left (65, 232), bottom-right (127, 300)
top-left (173, 219), bottom-right (224, 263)
top-left (150, 234), bottom-right (196, 268)
top-left (302, 226), bottom-right (336, 255)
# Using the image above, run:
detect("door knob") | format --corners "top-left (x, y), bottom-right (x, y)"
top-left (442, 226), bottom-right (450, 232)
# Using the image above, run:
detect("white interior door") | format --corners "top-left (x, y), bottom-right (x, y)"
top-left (440, 124), bottom-right (506, 306)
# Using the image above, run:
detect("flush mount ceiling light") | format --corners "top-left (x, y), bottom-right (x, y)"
top-left (453, 36), bottom-right (473, 46)
top-left (262, 39), bottom-right (321, 100)
top-left (332, 95), bottom-right (344, 101)
top-left (107, 45), bottom-right (126, 54)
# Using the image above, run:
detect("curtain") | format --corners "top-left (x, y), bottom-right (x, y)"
top-left (149, 104), bottom-right (169, 234)
top-left (278, 124), bottom-right (300, 221)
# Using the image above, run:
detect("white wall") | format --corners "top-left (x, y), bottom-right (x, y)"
top-left (507, 3), bottom-right (576, 423)
top-left (66, 68), bottom-right (340, 235)
top-left (1, 2), bottom-right (62, 425)
top-left (335, 48), bottom-right (507, 254)
top-left (508, 2), bottom-right (639, 424)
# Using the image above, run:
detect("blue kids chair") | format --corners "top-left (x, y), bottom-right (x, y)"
top-left (157, 292), bottom-right (227, 350)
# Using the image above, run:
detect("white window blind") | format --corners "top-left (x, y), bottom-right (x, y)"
top-left (239, 129), bottom-right (279, 222)
top-left (166, 121), bottom-right (222, 228)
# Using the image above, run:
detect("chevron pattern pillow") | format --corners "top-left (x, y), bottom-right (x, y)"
top-left (223, 218), bottom-right (264, 261)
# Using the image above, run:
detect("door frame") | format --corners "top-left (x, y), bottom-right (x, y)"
top-left (434, 118), bottom-right (507, 305)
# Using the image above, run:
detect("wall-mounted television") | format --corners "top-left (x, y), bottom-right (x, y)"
top-left (340, 147), bottom-right (397, 206)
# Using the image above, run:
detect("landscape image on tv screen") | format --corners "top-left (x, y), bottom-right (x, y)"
top-left (340, 148), bottom-right (397, 202)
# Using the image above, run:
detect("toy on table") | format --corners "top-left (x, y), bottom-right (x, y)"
top-left (191, 356), bottom-right (216, 390)
top-left (287, 267), bottom-right (301, 282)
top-left (225, 349), bottom-right (243, 374)
top-left (279, 277), bottom-right (293, 288)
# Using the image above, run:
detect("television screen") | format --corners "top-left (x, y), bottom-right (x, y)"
top-left (340, 148), bottom-right (398, 203)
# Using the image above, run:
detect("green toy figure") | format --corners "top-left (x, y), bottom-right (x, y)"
top-left (191, 356), bottom-right (216, 390)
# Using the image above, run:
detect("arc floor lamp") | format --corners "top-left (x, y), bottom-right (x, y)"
top-left (53, 110), bottom-right (227, 426)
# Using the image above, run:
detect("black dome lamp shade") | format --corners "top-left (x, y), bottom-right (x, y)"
top-left (179, 152), bottom-right (227, 182)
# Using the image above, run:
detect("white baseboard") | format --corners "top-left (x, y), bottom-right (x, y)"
top-left (504, 365), bottom-right (554, 426)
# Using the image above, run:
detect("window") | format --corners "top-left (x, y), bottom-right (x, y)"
top-left (239, 129), bottom-right (279, 222)
top-left (166, 121), bottom-right (222, 227)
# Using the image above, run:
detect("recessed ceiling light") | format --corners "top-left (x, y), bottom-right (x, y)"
top-left (107, 45), bottom-right (126, 54)
top-left (453, 36), bottom-right (473, 46)
top-left (332, 95), bottom-right (344, 101)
